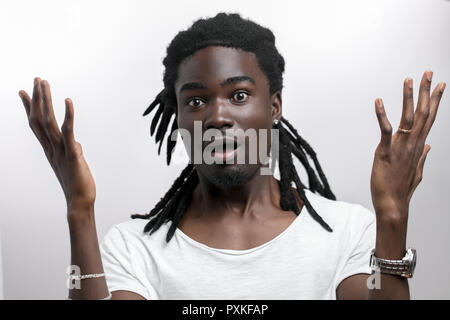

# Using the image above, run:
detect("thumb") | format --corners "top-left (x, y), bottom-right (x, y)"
top-left (409, 144), bottom-right (431, 198)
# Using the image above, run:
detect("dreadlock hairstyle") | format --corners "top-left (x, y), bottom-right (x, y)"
top-left (131, 12), bottom-right (337, 242)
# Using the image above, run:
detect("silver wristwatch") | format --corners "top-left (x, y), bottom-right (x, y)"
top-left (369, 248), bottom-right (417, 278)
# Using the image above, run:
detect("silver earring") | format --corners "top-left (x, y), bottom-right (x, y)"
top-left (273, 119), bottom-right (279, 125)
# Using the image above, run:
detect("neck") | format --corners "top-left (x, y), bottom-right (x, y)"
top-left (193, 167), bottom-right (282, 220)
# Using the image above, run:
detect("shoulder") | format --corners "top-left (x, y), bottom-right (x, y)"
top-left (101, 218), bottom-right (170, 251)
top-left (110, 218), bottom-right (150, 235)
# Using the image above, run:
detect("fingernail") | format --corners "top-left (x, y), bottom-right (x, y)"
top-left (426, 71), bottom-right (433, 81)
top-left (441, 82), bottom-right (446, 93)
top-left (376, 98), bottom-right (384, 108)
top-left (407, 78), bottom-right (413, 89)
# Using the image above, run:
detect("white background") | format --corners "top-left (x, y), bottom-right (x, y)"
top-left (0, 0), bottom-right (449, 299)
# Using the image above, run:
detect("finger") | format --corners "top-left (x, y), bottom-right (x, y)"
top-left (61, 98), bottom-right (77, 154)
top-left (29, 77), bottom-right (53, 153)
top-left (40, 80), bottom-right (63, 145)
top-left (31, 77), bottom-right (43, 118)
top-left (398, 77), bottom-right (414, 133)
top-left (375, 98), bottom-right (392, 152)
top-left (18, 90), bottom-right (31, 118)
top-left (417, 82), bottom-right (446, 147)
top-left (411, 70), bottom-right (433, 139)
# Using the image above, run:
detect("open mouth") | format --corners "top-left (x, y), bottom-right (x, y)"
top-left (206, 137), bottom-right (241, 163)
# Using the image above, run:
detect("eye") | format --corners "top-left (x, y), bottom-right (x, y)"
top-left (187, 98), bottom-right (205, 108)
top-left (232, 91), bottom-right (250, 103)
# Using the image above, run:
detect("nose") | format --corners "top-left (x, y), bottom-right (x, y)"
top-left (203, 97), bottom-right (234, 131)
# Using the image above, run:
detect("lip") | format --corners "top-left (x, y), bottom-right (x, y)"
top-left (205, 136), bottom-right (241, 164)
top-left (203, 136), bottom-right (239, 150)
top-left (211, 146), bottom-right (239, 163)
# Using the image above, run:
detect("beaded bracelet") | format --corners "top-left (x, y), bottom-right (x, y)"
top-left (69, 272), bottom-right (105, 281)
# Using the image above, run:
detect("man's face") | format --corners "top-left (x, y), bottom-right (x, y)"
top-left (175, 46), bottom-right (281, 190)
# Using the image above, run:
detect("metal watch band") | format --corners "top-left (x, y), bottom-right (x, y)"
top-left (369, 248), bottom-right (416, 278)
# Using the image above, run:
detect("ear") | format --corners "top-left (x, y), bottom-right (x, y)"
top-left (270, 90), bottom-right (282, 121)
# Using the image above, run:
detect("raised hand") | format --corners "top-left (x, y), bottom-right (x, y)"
top-left (370, 70), bottom-right (446, 223)
top-left (19, 78), bottom-right (96, 219)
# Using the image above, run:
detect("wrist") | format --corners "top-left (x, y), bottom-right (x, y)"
top-left (67, 197), bottom-right (95, 212)
top-left (375, 214), bottom-right (408, 259)
top-left (375, 241), bottom-right (407, 260)
top-left (67, 205), bottom-right (96, 231)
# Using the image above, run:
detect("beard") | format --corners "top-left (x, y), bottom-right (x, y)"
top-left (195, 163), bottom-right (261, 191)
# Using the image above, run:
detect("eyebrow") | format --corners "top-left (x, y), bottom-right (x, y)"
top-left (178, 75), bottom-right (256, 95)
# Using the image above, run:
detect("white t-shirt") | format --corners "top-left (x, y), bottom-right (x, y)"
top-left (100, 189), bottom-right (376, 299)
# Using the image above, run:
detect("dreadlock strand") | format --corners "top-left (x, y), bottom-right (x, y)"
top-left (166, 171), bottom-right (200, 242)
top-left (280, 118), bottom-right (323, 190)
top-left (156, 111), bottom-right (174, 155)
top-left (166, 118), bottom-right (178, 165)
top-left (142, 89), bottom-right (164, 117)
top-left (280, 123), bottom-right (333, 232)
top-left (148, 168), bottom-right (197, 235)
top-left (280, 117), bottom-right (336, 200)
top-left (295, 184), bottom-right (333, 232)
top-left (131, 164), bottom-right (193, 220)
top-left (289, 139), bottom-right (324, 193)
top-left (150, 104), bottom-right (164, 136)
top-left (277, 125), bottom-right (300, 213)
top-left (148, 163), bottom-right (193, 216)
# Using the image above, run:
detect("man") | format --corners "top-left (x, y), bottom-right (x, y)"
top-left (18, 13), bottom-right (445, 300)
